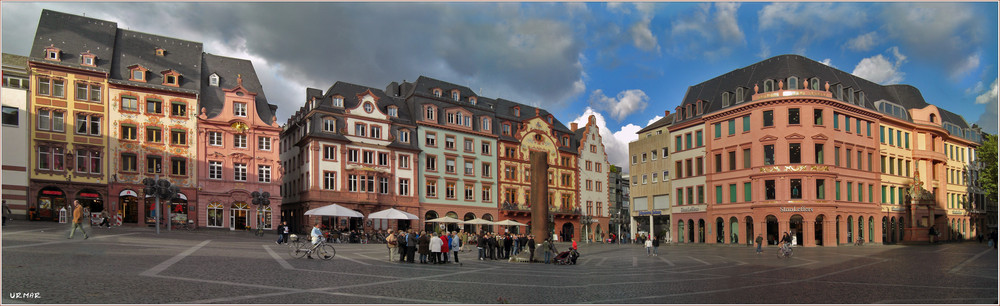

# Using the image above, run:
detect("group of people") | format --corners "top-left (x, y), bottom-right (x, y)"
top-left (385, 229), bottom-right (463, 264)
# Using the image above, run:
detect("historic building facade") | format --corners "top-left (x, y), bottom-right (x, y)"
top-left (574, 116), bottom-right (610, 242)
top-left (27, 10), bottom-right (116, 221)
top-left (196, 54), bottom-right (281, 231)
top-left (280, 82), bottom-right (420, 233)
top-left (629, 112), bottom-right (675, 241)
top-left (3, 53), bottom-right (31, 219)
top-left (669, 104), bottom-right (709, 244)
top-left (394, 77), bottom-right (500, 234)
top-left (635, 54), bottom-right (984, 246)
top-left (107, 30), bottom-right (202, 227)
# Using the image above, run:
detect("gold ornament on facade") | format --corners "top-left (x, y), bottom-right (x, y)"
top-left (231, 121), bottom-right (249, 134)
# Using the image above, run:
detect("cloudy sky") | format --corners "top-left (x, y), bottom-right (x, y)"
top-left (3, 2), bottom-right (997, 174)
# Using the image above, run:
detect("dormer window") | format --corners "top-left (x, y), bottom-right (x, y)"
top-left (80, 52), bottom-right (96, 67)
top-left (432, 89), bottom-right (442, 97)
top-left (481, 117), bottom-right (491, 131)
top-left (561, 136), bottom-right (570, 146)
top-left (809, 77), bottom-right (820, 90)
top-left (155, 48), bottom-right (165, 56)
top-left (696, 101), bottom-right (703, 115)
top-left (332, 96), bottom-right (344, 107)
top-left (452, 90), bottom-right (460, 101)
top-left (763, 79), bottom-right (774, 92)
top-left (847, 88), bottom-right (855, 104)
top-left (722, 92), bottom-right (730, 107)
top-left (470, 97), bottom-right (477, 105)
top-left (388, 106), bottom-right (398, 117)
top-left (128, 65), bottom-right (148, 82)
top-left (834, 84), bottom-right (843, 100)
top-left (930, 114), bottom-right (936, 123)
top-left (234, 102), bottom-right (247, 117)
top-left (209, 74), bottom-right (219, 87)
top-left (513, 107), bottom-right (520, 117)
top-left (44, 45), bottom-right (61, 61)
top-left (547, 115), bottom-right (553, 124)
top-left (161, 70), bottom-right (180, 87)
top-left (425, 106), bottom-right (436, 120)
top-left (736, 87), bottom-right (745, 103)
top-left (788, 76), bottom-right (798, 90)
top-left (363, 102), bottom-right (374, 113)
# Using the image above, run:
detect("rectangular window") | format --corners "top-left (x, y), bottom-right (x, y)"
top-left (695, 157), bottom-right (703, 176)
top-left (171, 158), bottom-right (187, 176)
top-left (209, 161), bottom-right (222, 179)
top-left (234, 103), bottom-right (247, 117)
top-left (882, 185), bottom-right (887, 203)
top-left (676, 161), bottom-right (682, 179)
top-left (363, 151), bottom-right (374, 164)
top-left (866, 121), bottom-right (871, 137)
top-left (814, 109), bottom-right (823, 125)
top-left (815, 143), bottom-right (824, 164)
top-left (743, 148), bottom-right (751, 169)
top-left (425, 133), bottom-right (436, 146)
top-left (146, 99), bottom-right (162, 114)
top-left (744, 182), bottom-right (752, 202)
top-left (76, 149), bottom-right (89, 173)
top-left (121, 125), bottom-right (137, 140)
top-left (445, 136), bottom-right (456, 150)
top-left (889, 186), bottom-right (896, 204)
top-left (897, 130), bottom-right (902, 147)
top-left (729, 184), bottom-right (737, 203)
top-left (835, 181), bottom-right (841, 201)
top-left (446, 158), bottom-right (456, 173)
top-left (371, 126), bottom-right (382, 139)
top-left (258, 165), bottom-right (271, 183)
top-left (446, 183), bottom-right (456, 199)
top-left (324, 172), bottom-right (337, 190)
top-left (834, 146), bottom-right (840, 167)
top-left (846, 116), bottom-right (851, 132)
top-left (743, 115), bottom-right (750, 132)
top-left (714, 123), bottom-right (722, 138)
top-left (817, 179), bottom-right (825, 199)
top-left (728, 118), bottom-right (736, 135)
top-left (764, 145), bottom-right (774, 165)
top-left (765, 180), bottom-right (775, 200)
top-left (880, 126), bottom-right (885, 143)
top-left (258, 136), bottom-right (271, 151)
top-left (171, 102), bottom-right (186, 117)
top-left (677, 189), bottom-right (684, 206)
top-left (76, 114), bottom-right (88, 134)
top-left (905, 160), bottom-right (910, 177)
top-left (147, 155), bottom-right (162, 173)
top-left (38, 77), bottom-right (50, 96)
top-left (846, 149), bottom-right (852, 168)
top-left (788, 108), bottom-right (800, 125)
top-left (905, 132), bottom-right (910, 149)
top-left (209, 132), bottom-right (223, 146)
top-left (234, 163), bottom-right (247, 181)
top-left (121, 96), bottom-right (138, 112)
top-left (763, 110), bottom-right (774, 127)
top-left (715, 185), bottom-right (723, 204)
top-left (685, 159), bottom-right (692, 177)
top-left (728, 151), bottom-right (736, 171)
top-left (37, 109), bottom-right (51, 130)
top-left (355, 124), bottom-right (367, 137)
top-left (847, 182), bottom-right (853, 202)
top-left (714, 154), bottom-right (722, 173)
top-left (790, 179), bottom-right (802, 199)
top-left (685, 133), bottom-right (692, 149)
top-left (789, 143), bottom-right (801, 164)
top-left (695, 130), bottom-right (703, 147)
top-left (380, 177), bottom-right (389, 194)
top-left (697, 186), bottom-right (705, 203)
top-left (888, 128), bottom-right (894, 145)
top-left (53, 79), bottom-right (64, 97)
top-left (171, 129), bottom-right (187, 145)
top-left (675, 136), bottom-right (682, 151)
top-left (398, 178), bottom-right (409, 196)
top-left (857, 151), bottom-right (863, 170)
top-left (348, 175), bottom-right (359, 192)
top-left (234, 134), bottom-right (247, 148)
top-left (146, 127), bottom-right (162, 143)
top-left (482, 142), bottom-right (491, 155)
top-left (834, 113), bottom-right (840, 129)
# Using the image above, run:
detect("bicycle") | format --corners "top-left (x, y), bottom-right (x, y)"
top-left (777, 243), bottom-right (793, 259)
top-left (254, 227), bottom-right (265, 237)
top-left (289, 236), bottom-right (336, 260)
top-left (172, 220), bottom-right (196, 231)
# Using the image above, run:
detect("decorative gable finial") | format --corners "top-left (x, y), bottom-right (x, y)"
top-left (535, 108), bottom-right (540, 116)
top-left (237, 74), bottom-right (243, 87)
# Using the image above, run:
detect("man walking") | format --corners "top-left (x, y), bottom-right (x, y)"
top-left (755, 234), bottom-right (764, 255)
top-left (276, 221), bottom-right (290, 244)
top-left (67, 200), bottom-right (89, 240)
top-left (527, 235), bottom-right (536, 262)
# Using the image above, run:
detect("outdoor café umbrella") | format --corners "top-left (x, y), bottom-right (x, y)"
top-left (463, 218), bottom-right (495, 225)
top-left (368, 208), bottom-right (419, 220)
top-left (494, 219), bottom-right (527, 226)
top-left (304, 204), bottom-right (363, 218)
top-left (426, 216), bottom-right (466, 224)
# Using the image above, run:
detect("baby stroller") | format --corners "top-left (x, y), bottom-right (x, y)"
top-left (553, 248), bottom-right (580, 265)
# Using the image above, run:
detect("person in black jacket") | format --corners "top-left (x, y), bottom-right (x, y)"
top-left (477, 233), bottom-right (487, 260)
top-left (503, 234), bottom-right (513, 259)
top-left (527, 235), bottom-right (536, 262)
top-left (406, 229), bottom-right (417, 263)
top-left (489, 234), bottom-right (499, 260)
top-left (397, 230), bottom-right (408, 262)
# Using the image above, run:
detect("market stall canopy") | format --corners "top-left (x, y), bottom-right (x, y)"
top-left (426, 216), bottom-right (465, 223)
top-left (304, 204), bottom-right (363, 218)
top-left (494, 219), bottom-right (528, 226)
top-left (463, 218), bottom-right (495, 225)
top-left (367, 208), bottom-right (419, 220)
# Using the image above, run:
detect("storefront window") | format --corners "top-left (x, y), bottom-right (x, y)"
top-left (208, 202), bottom-right (224, 227)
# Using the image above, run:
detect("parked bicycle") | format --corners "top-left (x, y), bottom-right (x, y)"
top-left (172, 220), bottom-right (196, 231)
top-left (289, 234), bottom-right (336, 260)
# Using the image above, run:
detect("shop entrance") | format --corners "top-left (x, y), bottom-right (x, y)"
top-left (790, 214), bottom-right (803, 246)
top-left (34, 187), bottom-right (66, 221)
top-left (119, 190), bottom-right (139, 224)
top-left (815, 215), bottom-right (825, 246)
top-left (231, 202), bottom-right (249, 230)
top-left (766, 215), bottom-right (779, 245)
top-left (745, 216), bottom-right (754, 246)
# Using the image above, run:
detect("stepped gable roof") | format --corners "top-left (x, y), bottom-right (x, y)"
top-left (29, 9), bottom-right (117, 72)
top-left (110, 29), bottom-right (202, 93)
top-left (200, 53), bottom-right (275, 125)
top-left (638, 113), bottom-right (676, 134)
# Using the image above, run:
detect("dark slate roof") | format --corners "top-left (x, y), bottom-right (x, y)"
top-left (109, 29), bottom-right (202, 93)
top-left (638, 113), bottom-right (676, 133)
top-left (2, 53), bottom-right (29, 76)
top-left (411, 76), bottom-right (479, 103)
top-left (29, 9), bottom-right (117, 72)
top-left (676, 54), bottom-right (975, 138)
top-left (200, 53), bottom-right (275, 125)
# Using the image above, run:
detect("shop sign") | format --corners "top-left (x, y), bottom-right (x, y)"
top-left (119, 190), bottom-right (138, 197)
top-left (890, 207), bottom-right (906, 212)
top-left (950, 210), bottom-right (965, 215)
top-left (42, 190), bottom-right (64, 196)
top-left (779, 207), bottom-right (813, 212)
top-left (679, 207), bottom-right (704, 213)
top-left (80, 192), bottom-right (100, 198)
top-left (759, 165), bottom-right (830, 173)
top-left (638, 211), bottom-right (662, 216)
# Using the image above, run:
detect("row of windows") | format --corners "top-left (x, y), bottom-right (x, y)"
top-left (120, 97), bottom-right (187, 117)
top-left (207, 132), bottom-right (271, 150)
top-left (635, 170), bottom-right (669, 186)
top-left (426, 156), bottom-right (493, 178)
top-left (427, 181), bottom-right (492, 202)
top-left (584, 201), bottom-right (606, 217)
top-left (319, 173), bottom-right (410, 196)
top-left (675, 130), bottom-right (705, 152)
top-left (879, 126), bottom-right (911, 149)
top-left (633, 147), bottom-right (669, 164)
top-left (880, 155), bottom-right (912, 178)
top-left (2, 75), bottom-right (29, 89)
top-left (709, 179), bottom-right (874, 203)
top-left (424, 106), bottom-right (491, 131)
top-left (207, 161), bottom-right (271, 182)
top-left (944, 143), bottom-right (968, 163)
top-left (503, 189), bottom-right (573, 209)
top-left (947, 192), bottom-right (967, 210)
top-left (119, 153), bottom-right (189, 176)
top-left (120, 125), bottom-right (190, 145)
top-left (424, 133), bottom-right (494, 156)
top-left (583, 179), bottom-right (604, 192)
top-left (36, 77), bottom-right (102, 103)
top-left (503, 166), bottom-right (575, 188)
top-left (36, 146), bottom-right (101, 175)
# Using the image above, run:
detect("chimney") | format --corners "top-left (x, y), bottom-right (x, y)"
top-left (665, 110), bottom-right (670, 116)
top-left (570, 123), bottom-right (578, 131)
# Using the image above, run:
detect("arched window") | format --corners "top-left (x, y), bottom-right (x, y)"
top-left (930, 114), bottom-right (936, 123)
top-left (722, 92), bottom-right (730, 107)
top-left (763, 79), bottom-right (774, 92)
top-left (788, 76), bottom-right (798, 90)
top-left (810, 78), bottom-right (820, 90)
top-left (736, 87), bottom-right (744, 103)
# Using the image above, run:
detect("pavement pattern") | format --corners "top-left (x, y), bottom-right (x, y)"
top-left (2, 221), bottom-right (997, 304)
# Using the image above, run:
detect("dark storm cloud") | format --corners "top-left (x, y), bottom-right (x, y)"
top-left (3, 2), bottom-right (587, 121)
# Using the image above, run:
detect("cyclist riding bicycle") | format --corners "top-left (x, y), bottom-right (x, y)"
top-left (309, 223), bottom-right (323, 259)
top-left (778, 232), bottom-right (793, 258)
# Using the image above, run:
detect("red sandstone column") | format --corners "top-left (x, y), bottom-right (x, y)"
top-left (530, 151), bottom-right (549, 243)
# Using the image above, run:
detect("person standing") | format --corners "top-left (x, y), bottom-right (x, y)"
top-left (406, 229), bottom-right (417, 263)
top-left (652, 235), bottom-right (660, 256)
top-left (418, 231), bottom-right (431, 264)
top-left (540, 238), bottom-right (552, 264)
top-left (644, 237), bottom-right (652, 256)
top-left (397, 230), bottom-right (408, 262)
top-left (450, 232), bottom-right (460, 263)
top-left (477, 233), bottom-right (487, 260)
top-left (527, 235), bottom-right (536, 262)
top-left (503, 234), bottom-right (513, 259)
top-left (276, 221), bottom-right (290, 245)
top-left (755, 234), bottom-right (764, 255)
top-left (439, 232), bottom-right (450, 263)
top-left (386, 230), bottom-right (398, 262)
top-left (67, 200), bottom-right (89, 240)
top-left (430, 233), bottom-right (443, 264)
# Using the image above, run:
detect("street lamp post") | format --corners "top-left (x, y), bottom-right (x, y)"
top-left (251, 190), bottom-right (271, 235)
top-left (142, 175), bottom-right (178, 234)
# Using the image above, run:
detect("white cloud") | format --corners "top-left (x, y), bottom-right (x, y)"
top-left (570, 108), bottom-right (651, 174)
top-left (647, 116), bottom-right (663, 126)
top-left (820, 58), bottom-right (835, 67)
top-left (882, 3), bottom-right (984, 79)
top-left (588, 89), bottom-right (651, 121)
top-left (757, 40), bottom-right (771, 59)
top-left (952, 53), bottom-right (980, 80)
top-left (975, 78), bottom-right (998, 105)
top-left (967, 81), bottom-right (984, 95)
top-left (629, 19), bottom-right (660, 52)
top-left (852, 47), bottom-right (907, 84)
top-left (758, 2), bottom-right (866, 52)
top-left (668, 3), bottom-right (746, 58)
top-left (846, 32), bottom-right (879, 52)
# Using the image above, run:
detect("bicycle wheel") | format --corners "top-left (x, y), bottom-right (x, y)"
top-left (290, 241), bottom-right (308, 258)
top-left (317, 244), bottom-right (336, 260)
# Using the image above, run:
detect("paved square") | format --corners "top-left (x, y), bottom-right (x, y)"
top-left (2, 223), bottom-right (997, 304)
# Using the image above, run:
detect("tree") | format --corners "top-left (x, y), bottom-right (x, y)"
top-left (977, 134), bottom-right (998, 199)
